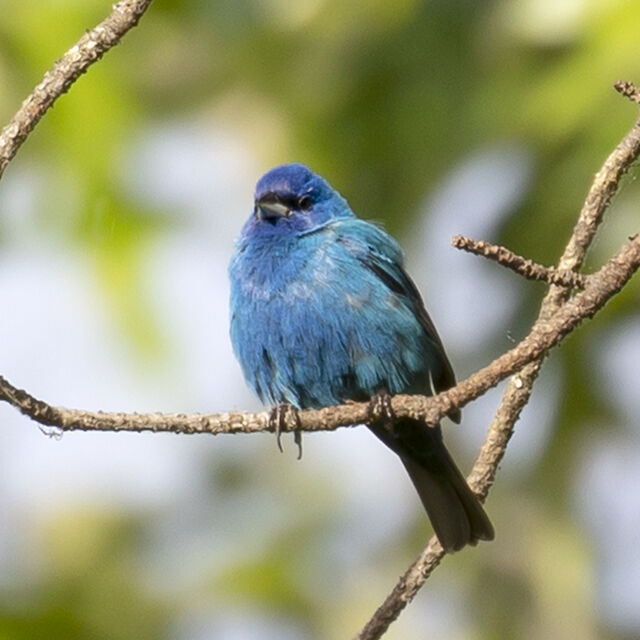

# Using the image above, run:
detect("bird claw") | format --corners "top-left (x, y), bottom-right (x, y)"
top-left (294, 428), bottom-right (303, 461)
top-left (269, 403), bottom-right (303, 459)
top-left (367, 391), bottom-right (395, 429)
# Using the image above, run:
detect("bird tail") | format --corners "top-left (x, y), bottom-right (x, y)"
top-left (400, 448), bottom-right (494, 553)
top-left (369, 418), bottom-right (494, 553)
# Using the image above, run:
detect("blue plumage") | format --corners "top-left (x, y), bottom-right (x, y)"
top-left (229, 163), bottom-right (493, 552)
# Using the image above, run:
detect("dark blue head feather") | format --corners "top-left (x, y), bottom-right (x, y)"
top-left (249, 163), bottom-right (352, 234)
top-left (254, 163), bottom-right (319, 202)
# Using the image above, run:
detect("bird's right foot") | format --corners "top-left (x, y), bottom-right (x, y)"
top-left (367, 391), bottom-right (395, 431)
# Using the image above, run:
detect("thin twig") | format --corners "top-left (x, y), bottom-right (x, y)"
top-left (0, 0), bottom-right (154, 180)
top-left (452, 235), bottom-right (587, 288)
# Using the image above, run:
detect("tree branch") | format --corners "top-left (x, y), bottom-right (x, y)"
top-left (614, 80), bottom-right (640, 105)
top-left (452, 235), bottom-right (587, 288)
top-left (0, 0), bottom-right (154, 180)
top-left (1, 233), bottom-right (638, 438)
top-left (354, 82), bottom-right (640, 640)
top-left (0, 14), bottom-right (639, 633)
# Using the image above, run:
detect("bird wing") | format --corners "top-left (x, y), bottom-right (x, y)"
top-left (332, 218), bottom-right (460, 422)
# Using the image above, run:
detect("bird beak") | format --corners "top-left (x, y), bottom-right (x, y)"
top-left (255, 194), bottom-right (290, 219)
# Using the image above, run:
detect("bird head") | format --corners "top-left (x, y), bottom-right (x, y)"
top-left (251, 163), bottom-right (352, 234)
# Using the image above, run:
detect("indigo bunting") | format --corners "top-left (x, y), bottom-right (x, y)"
top-left (229, 163), bottom-right (494, 552)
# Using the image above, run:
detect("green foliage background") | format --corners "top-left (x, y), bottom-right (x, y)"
top-left (1, 1), bottom-right (640, 639)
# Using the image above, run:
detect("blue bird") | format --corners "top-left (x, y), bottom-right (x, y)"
top-left (229, 163), bottom-right (494, 552)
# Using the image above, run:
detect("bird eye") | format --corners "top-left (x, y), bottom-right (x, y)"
top-left (297, 195), bottom-right (312, 211)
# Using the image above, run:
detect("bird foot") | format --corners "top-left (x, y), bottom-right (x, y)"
top-left (269, 403), bottom-right (303, 460)
top-left (367, 391), bottom-right (395, 428)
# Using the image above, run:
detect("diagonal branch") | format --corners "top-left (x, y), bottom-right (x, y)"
top-left (354, 83), bottom-right (640, 640)
top-left (0, 0), bottom-right (154, 180)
